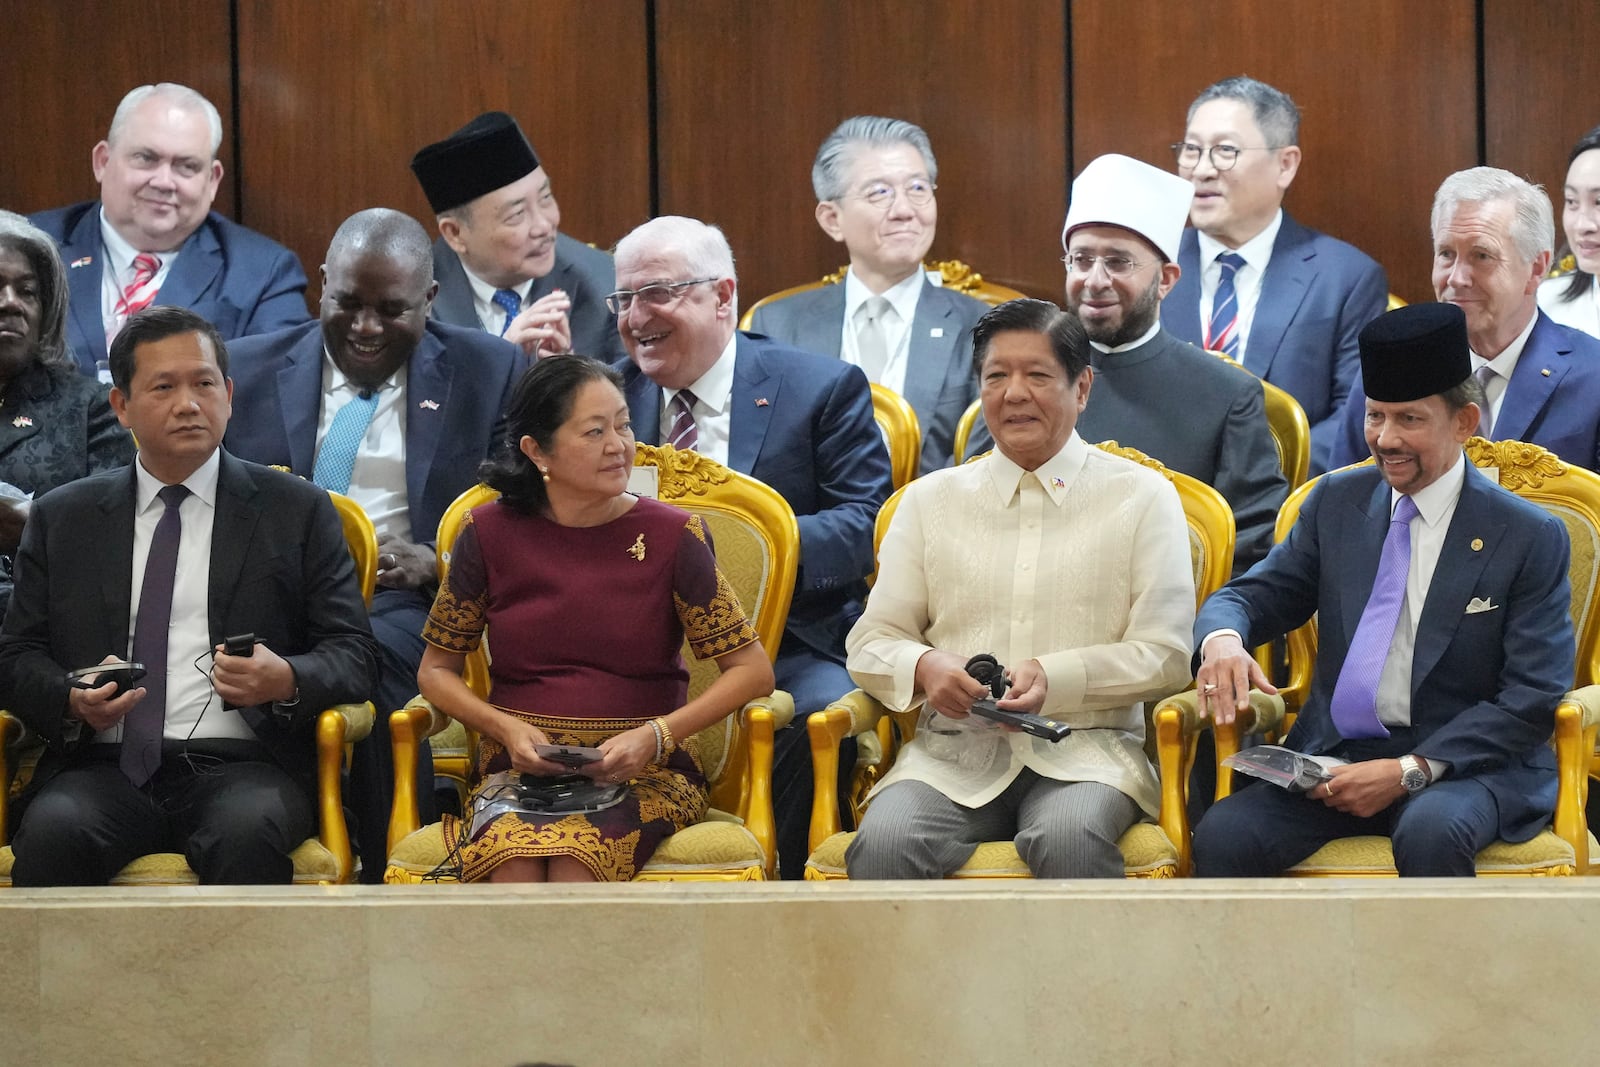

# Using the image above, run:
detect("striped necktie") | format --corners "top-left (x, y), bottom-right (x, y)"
top-left (1205, 252), bottom-right (1245, 359)
top-left (668, 389), bottom-right (699, 451)
top-left (113, 253), bottom-right (162, 327)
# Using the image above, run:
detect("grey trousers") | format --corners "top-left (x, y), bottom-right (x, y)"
top-left (845, 769), bottom-right (1140, 879)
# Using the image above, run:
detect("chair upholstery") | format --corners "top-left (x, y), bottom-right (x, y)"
top-left (805, 441), bottom-right (1236, 879)
top-left (384, 442), bottom-right (800, 882)
top-left (1243, 437), bottom-right (1600, 875)
top-left (871, 383), bottom-right (922, 490)
top-left (739, 259), bottom-right (1029, 331)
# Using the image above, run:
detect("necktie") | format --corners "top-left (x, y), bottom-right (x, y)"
top-left (491, 288), bottom-right (522, 337)
top-left (1205, 252), bottom-right (1246, 359)
top-left (856, 296), bottom-right (893, 383)
top-left (312, 388), bottom-right (379, 494)
top-left (112, 253), bottom-right (162, 327)
top-left (668, 389), bottom-right (699, 451)
top-left (122, 484), bottom-right (190, 786)
top-left (1327, 494), bottom-right (1420, 739)
top-left (1473, 363), bottom-right (1497, 438)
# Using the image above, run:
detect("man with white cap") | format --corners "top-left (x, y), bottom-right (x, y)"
top-left (1065, 153), bottom-right (1287, 574)
top-left (411, 111), bottom-right (622, 362)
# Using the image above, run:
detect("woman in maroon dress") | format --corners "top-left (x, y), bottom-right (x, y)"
top-left (418, 355), bottom-right (773, 882)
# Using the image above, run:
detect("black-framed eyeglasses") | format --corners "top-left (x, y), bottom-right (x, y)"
top-left (1170, 142), bottom-right (1279, 172)
top-left (604, 277), bottom-right (718, 315)
top-left (1063, 251), bottom-right (1146, 278)
top-left (844, 178), bottom-right (937, 209)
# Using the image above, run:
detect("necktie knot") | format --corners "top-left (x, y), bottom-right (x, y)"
top-left (1216, 251), bottom-right (1245, 275)
top-left (157, 484), bottom-right (190, 510)
top-left (1391, 494), bottom-right (1419, 527)
top-left (491, 288), bottom-right (522, 336)
top-left (131, 253), bottom-right (161, 284)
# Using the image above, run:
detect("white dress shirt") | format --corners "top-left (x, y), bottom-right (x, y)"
top-left (1197, 209), bottom-right (1283, 361)
top-left (315, 353), bottom-right (411, 542)
top-left (97, 449), bottom-right (255, 744)
top-left (838, 267), bottom-right (924, 396)
top-left (662, 332), bottom-right (738, 466)
top-left (1471, 310), bottom-right (1540, 426)
top-left (846, 434), bottom-right (1196, 816)
top-left (462, 266), bottom-right (534, 335)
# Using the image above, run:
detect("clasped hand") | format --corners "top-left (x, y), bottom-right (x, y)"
top-left (504, 291), bottom-right (573, 358)
top-left (915, 650), bottom-right (1049, 725)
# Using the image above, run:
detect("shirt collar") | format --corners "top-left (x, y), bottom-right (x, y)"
top-left (669, 331), bottom-right (738, 416)
top-left (1472, 307), bottom-right (1539, 377)
top-left (134, 446), bottom-right (221, 514)
top-left (1393, 449), bottom-right (1466, 527)
top-left (983, 431), bottom-right (1088, 507)
top-left (1090, 318), bottom-right (1162, 355)
top-left (461, 265), bottom-right (533, 310)
top-left (1195, 208), bottom-right (1283, 271)
top-left (843, 266), bottom-right (925, 324)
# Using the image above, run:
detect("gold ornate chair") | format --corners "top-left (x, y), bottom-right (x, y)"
top-left (1171, 437), bottom-right (1600, 876)
top-left (804, 441), bottom-right (1240, 880)
top-left (384, 443), bottom-right (800, 882)
top-left (953, 399), bottom-right (983, 466)
top-left (1387, 292), bottom-right (1409, 311)
top-left (740, 259), bottom-right (1028, 331)
top-left (871, 383), bottom-right (922, 490)
top-left (0, 489), bottom-right (379, 886)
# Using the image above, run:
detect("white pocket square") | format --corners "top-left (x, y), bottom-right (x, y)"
top-left (1465, 597), bottom-right (1498, 614)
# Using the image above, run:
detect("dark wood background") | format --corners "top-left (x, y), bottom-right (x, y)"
top-left (4, 0), bottom-right (1596, 313)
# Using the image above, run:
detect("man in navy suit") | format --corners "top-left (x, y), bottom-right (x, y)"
top-left (612, 215), bottom-right (893, 878)
top-left (1162, 77), bottom-right (1387, 475)
top-left (225, 209), bottom-right (522, 880)
top-left (411, 111), bottom-right (621, 364)
top-left (1331, 167), bottom-right (1600, 474)
top-left (30, 83), bottom-right (309, 381)
top-left (748, 116), bottom-right (990, 471)
top-left (1192, 303), bottom-right (1573, 877)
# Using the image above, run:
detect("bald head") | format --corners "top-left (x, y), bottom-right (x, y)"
top-left (325, 208), bottom-right (434, 287)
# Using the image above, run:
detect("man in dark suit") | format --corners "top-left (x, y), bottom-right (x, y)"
top-left (1331, 167), bottom-right (1600, 473)
top-left (1064, 154), bottom-right (1288, 575)
top-left (0, 306), bottom-right (377, 885)
top-left (1192, 304), bottom-right (1573, 877)
top-left (612, 215), bottom-right (893, 878)
top-left (225, 208), bottom-right (522, 880)
top-left (747, 116), bottom-right (989, 471)
top-left (410, 111), bottom-right (621, 363)
top-left (30, 83), bottom-right (310, 381)
top-left (1162, 77), bottom-right (1387, 475)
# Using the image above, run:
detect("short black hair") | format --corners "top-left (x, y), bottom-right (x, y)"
top-left (480, 355), bottom-right (626, 513)
top-left (971, 298), bottom-right (1090, 380)
top-left (108, 305), bottom-right (230, 393)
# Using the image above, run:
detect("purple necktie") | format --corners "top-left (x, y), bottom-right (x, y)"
top-left (122, 483), bottom-right (190, 786)
top-left (1328, 494), bottom-right (1419, 739)
top-left (668, 389), bottom-right (699, 451)
top-left (1205, 252), bottom-right (1245, 359)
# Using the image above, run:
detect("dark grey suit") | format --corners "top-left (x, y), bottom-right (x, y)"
top-left (748, 277), bottom-right (989, 470)
top-left (1076, 328), bottom-right (1288, 574)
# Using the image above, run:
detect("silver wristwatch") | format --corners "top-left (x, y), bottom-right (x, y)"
top-left (1398, 754), bottom-right (1429, 795)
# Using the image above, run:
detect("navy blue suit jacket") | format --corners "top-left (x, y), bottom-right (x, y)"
top-left (222, 320), bottom-right (522, 546)
top-left (30, 201), bottom-right (311, 378)
top-left (619, 332), bottom-right (893, 664)
top-left (1195, 462), bottom-right (1572, 841)
top-left (1329, 310), bottom-right (1600, 472)
top-left (1163, 215), bottom-right (1387, 474)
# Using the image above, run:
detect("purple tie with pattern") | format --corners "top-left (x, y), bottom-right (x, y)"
top-left (1327, 494), bottom-right (1420, 739)
top-left (122, 484), bottom-right (190, 785)
top-left (668, 389), bottom-right (699, 451)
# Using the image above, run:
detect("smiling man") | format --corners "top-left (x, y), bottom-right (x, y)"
top-left (1330, 167), bottom-right (1600, 472)
top-left (1192, 302), bottom-right (1572, 877)
top-left (31, 83), bottom-right (310, 381)
top-left (224, 208), bottom-right (522, 880)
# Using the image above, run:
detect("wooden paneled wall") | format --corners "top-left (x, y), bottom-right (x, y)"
top-left (3, 1), bottom-right (1595, 314)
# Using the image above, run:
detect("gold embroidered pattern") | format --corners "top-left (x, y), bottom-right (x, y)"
top-left (677, 566), bottom-right (759, 659)
top-left (685, 513), bottom-right (709, 544)
top-left (628, 533), bottom-right (646, 561)
top-left (420, 580), bottom-right (485, 653)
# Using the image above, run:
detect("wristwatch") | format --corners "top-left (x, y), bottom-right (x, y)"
top-left (1398, 754), bottom-right (1429, 795)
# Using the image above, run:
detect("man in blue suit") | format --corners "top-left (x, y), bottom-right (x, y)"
top-left (747, 116), bottom-right (990, 471)
top-left (1162, 77), bottom-right (1387, 475)
top-left (225, 209), bottom-right (522, 880)
top-left (1192, 303), bottom-right (1573, 877)
top-left (31, 83), bottom-right (309, 381)
top-left (612, 215), bottom-right (894, 878)
top-left (1331, 167), bottom-right (1600, 474)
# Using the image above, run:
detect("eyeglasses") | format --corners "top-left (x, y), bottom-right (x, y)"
top-left (1063, 251), bottom-right (1147, 278)
top-left (1170, 142), bottom-right (1279, 172)
top-left (604, 277), bottom-right (718, 315)
top-left (844, 178), bottom-right (937, 209)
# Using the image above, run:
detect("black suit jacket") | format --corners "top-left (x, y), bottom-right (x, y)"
top-left (0, 452), bottom-right (378, 807)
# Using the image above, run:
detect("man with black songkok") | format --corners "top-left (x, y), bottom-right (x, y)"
top-left (1191, 303), bottom-right (1575, 877)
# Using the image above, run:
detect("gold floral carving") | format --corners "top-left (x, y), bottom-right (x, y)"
top-left (635, 443), bottom-right (732, 498)
top-left (1093, 440), bottom-right (1176, 482)
top-left (1464, 437), bottom-right (1568, 490)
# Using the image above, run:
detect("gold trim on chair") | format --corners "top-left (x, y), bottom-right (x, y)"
top-left (870, 383), bottom-right (922, 490)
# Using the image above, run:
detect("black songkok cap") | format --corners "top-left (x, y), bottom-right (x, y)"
top-left (410, 112), bottom-right (540, 214)
top-left (1358, 303), bottom-right (1473, 403)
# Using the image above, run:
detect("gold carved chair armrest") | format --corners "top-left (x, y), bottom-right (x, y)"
top-left (1553, 685), bottom-right (1600, 871)
top-left (739, 689), bottom-right (794, 875)
top-left (316, 702), bottom-right (374, 884)
top-left (387, 697), bottom-right (456, 856)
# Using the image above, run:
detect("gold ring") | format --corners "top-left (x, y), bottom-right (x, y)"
top-left (1324, 783), bottom-right (1334, 797)
top-left (1202, 683), bottom-right (1219, 692)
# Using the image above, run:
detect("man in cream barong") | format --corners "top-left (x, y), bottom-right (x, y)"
top-left (843, 297), bottom-right (1195, 878)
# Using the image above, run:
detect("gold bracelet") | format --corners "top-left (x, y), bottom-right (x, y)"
top-left (648, 718), bottom-right (665, 764)
top-left (653, 716), bottom-right (677, 761)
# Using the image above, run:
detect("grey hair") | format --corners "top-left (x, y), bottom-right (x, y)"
top-left (613, 215), bottom-right (739, 317)
top-left (1186, 76), bottom-right (1300, 148)
top-left (811, 116), bottom-right (937, 202)
top-left (0, 209), bottom-right (71, 367)
top-left (107, 83), bottom-right (224, 157)
top-left (1431, 167), bottom-right (1554, 264)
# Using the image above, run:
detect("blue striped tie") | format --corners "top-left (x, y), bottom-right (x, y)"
top-left (1206, 252), bottom-right (1246, 359)
top-left (312, 389), bottom-right (379, 494)
top-left (492, 288), bottom-right (521, 336)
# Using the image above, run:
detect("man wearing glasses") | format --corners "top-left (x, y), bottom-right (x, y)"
top-left (1161, 76), bottom-right (1388, 476)
top-left (610, 215), bottom-right (893, 878)
top-left (1066, 154), bottom-right (1287, 576)
top-left (748, 116), bottom-right (990, 470)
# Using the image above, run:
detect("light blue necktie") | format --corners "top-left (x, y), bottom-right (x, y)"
top-left (1327, 494), bottom-right (1420, 739)
top-left (312, 389), bottom-right (379, 494)
top-left (1206, 252), bottom-right (1246, 359)
top-left (492, 288), bottom-right (522, 336)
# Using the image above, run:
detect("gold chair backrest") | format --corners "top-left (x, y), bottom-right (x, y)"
top-left (1205, 349), bottom-right (1311, 490)
top-left (738, 259), bottom-right (1028, 331)
top-left (1386, 292), bottom-right (1409, 311)
top-left (327, 490), bottom-right (378, 606)
top-left (953, 398), bottom-right (983, 466)
top-left (870, 383), bottom-right (922, 490)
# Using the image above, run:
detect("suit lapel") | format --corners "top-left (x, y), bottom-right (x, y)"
top-left (404, 331), bottom-right (452, 534)
top-left (727, 334), bottom-right (777, 474)
top-left (154, 219), bottom-right (222, 311)
top-left (1491, 313), bottom-right (1567, 443)
top-left (1338, 478), bottom-right (1395, 650)
top-left (207, 452), bottom-right (261, 641)
top-left (1411, 466), bottom-right (1501, 690)
top-left (63, 209), bottom-right (109, 375)
top-left (1160, 230), bottom-right (1204, 342)
top-left (902, 280), bottom-right (957, 418)
top-left (278, 329), bottom-right (326, 475)
top-left (624, 362), bottom-right (663, 446)
top-left (1245, 217), bottom-right (1315, 379)
top-left (798, 285), bottom-right (847, 358)
top-left (97, 467), bottom-right (140, 656)
top-left (429, 238), bottom-right (481, 329)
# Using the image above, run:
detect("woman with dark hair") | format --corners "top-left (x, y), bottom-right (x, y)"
top-left (416, 355), bottom-right (774, 882)
top-left (1538, 124), bottom-right (1600, 338)
top-left (0, 211), bottom-right (134, 615)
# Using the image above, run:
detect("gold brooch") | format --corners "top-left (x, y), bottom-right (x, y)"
top-left (627, 534), bottom-right (646, 561)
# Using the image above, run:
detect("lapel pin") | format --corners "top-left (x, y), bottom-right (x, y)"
top-left (1541, 368), bottom-right (1552, 377)
top-left (418, 399), bottom-right (440, 410)
top-left (12, 416), bottom-right (33, 428)
top-left (930, 327), bottom-right (945, 338)
top-left (70, 256), bottom-right (93, 269)
top-left (1051, 476), bottom-right (1065, 489)
top-left (1471, 538), bottom-right (1484, 551)
top-left (627, 533), bottom-right (646, 561)
top-left (755, 397), bottom-right (769, 407)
